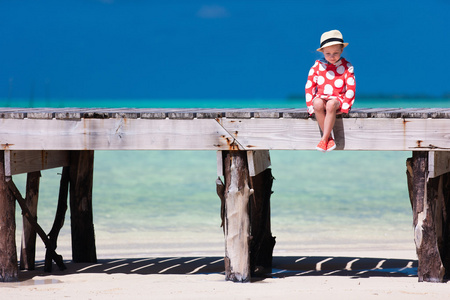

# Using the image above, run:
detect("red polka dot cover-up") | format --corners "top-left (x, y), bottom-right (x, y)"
top-left (305, 57), bottom-right (355, 115)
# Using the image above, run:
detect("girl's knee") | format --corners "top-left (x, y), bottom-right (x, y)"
top-left (326, 100), bottom-right (340, 112)
top-left (313, 99), bottom-right (325, 111)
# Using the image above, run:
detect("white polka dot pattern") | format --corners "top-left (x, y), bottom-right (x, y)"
top-left (336, 65), bottom-right (345, 75)
top-left (324, 84), bottom-right (333, 94)
top-left (326, 70), bottom-right (335, 80)
top-left (345, 90), bottom-right (354, 99)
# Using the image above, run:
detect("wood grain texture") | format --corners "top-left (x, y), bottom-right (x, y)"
top-left (408, 152), bottom-right (446, 282)
top-left (429, 151), bottom-right (450, 178)
top-left (8, 150), bottom-right (69, 176)
top-left (20, 171), bottom-right (40, 271)
top-left (0, 108), bottom-right (449, 151)
top-left (223, 151), bottom-right (251, 282)
top-left (0, 151), bottom-right (18, 282)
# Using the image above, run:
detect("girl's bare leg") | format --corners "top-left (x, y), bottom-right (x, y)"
top-left (313, 98), bottom-right (326, 133)
top-left (321, 99), bottom-right (340, 141)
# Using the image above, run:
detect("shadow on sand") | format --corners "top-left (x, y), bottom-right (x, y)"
top-left (17, 256), bottom-right (417, 282)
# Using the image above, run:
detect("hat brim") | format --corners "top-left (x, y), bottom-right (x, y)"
top-left (317, 42), bottom-right (349, 52)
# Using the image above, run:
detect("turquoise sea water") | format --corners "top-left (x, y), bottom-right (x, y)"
top-left (6, 97), bottom-right (450, 258)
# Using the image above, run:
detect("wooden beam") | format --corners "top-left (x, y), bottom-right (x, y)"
top-left (0, 151), bottom-right (18, 282)
top-left (0, 118), bottom-right (240, 151)
top-left (219, 118), bottom-right (450, 151)
top-left (0, 117), bottom-right (449, 151)
top-left (7, 150), bottom-right (69, 176)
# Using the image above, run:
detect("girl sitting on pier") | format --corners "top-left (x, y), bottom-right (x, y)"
top-left (305, 29), bottom-right (356, 152)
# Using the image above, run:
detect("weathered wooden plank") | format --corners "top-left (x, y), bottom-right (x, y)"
top-left (196, 109), bottom-right (224, 119)
top-left (218, 118), bottom-right (450, 151)
top-left (55, 112), bottom-right (82, 120)
top-left (372, 108), bottom-right (420, 118)
top-left (429, 108), bottom-right (450, 119)
top-left (1, 107), bottom-right (450, 120)
top-left (0, 119), bottom-right (240, 150)
top-left (27, 112), bottom-right (54, 119)
top-left (140, 112), bottom-right (167, 119)
top-left (281, 108), bottom-right (309, 119)
top-left (0, 114), bottom-right (449, 151)
top-left (351, 108), bottom-right (398, 118)
top-left (168, 111), bottom-right (195, 119)
top-left (111, 112), bottom-right (139, 119)
top-left (8, 150), bottom-right (70, 176)
top-left (429, 151), bottom-right (450, 178)
top-left (253, 111), bottom-right (280, 118)
top-left (0, 112), bottom-right (26, 119)
top-left (225, 110), bottom-right (252, 119)
top-left (83, 112), bottom-right (110, 119)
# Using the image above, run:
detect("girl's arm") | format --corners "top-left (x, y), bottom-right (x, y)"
top-left (305, 63), bottom-right (318, 115)
top-left (341, 65), bottom-right (355, 113)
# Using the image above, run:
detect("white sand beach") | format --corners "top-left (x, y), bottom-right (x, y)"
top-left (2, 246), bottom-right (450, 300)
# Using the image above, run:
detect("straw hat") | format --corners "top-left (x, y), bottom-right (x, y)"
top-left (317, 30), bottom-right (349, 52)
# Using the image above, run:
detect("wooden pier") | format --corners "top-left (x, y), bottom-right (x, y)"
top-left (0, 107), bottom-right (450, 282)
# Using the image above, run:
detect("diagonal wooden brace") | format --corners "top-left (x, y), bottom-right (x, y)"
top-left (6, 179), bottom-right (66, 271)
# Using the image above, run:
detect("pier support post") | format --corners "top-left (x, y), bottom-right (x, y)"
top-left (46, 166), bottom-right (70, 272)
top-left (217, 150), bottom-right (275, 282)
top-left (407, 151), bottom-right (450, 282)
top-left (20, 171), bottom-right (41, 270)
top-left (0, 151), bottom-right (18, 282)
top-left (69, 150), bottom-right (97, 263)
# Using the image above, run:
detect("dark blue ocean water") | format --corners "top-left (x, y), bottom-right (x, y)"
top-left (9, 97), bottom-right (450, 257)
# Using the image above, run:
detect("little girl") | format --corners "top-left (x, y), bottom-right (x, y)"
top-left (305, 29), bottom-right (355, 152)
